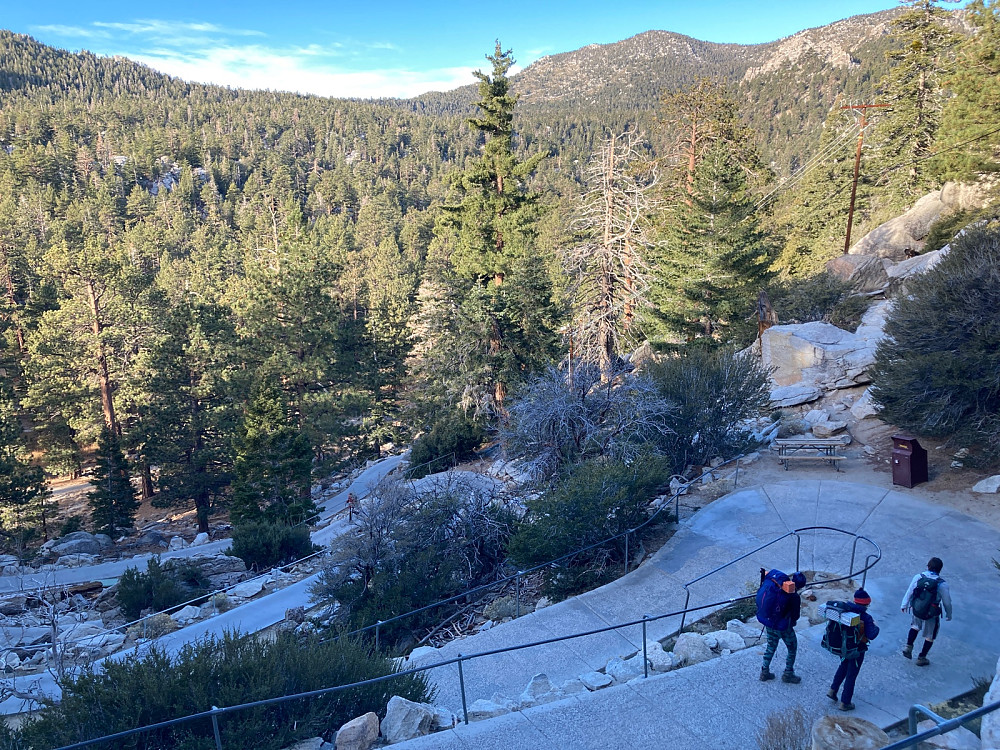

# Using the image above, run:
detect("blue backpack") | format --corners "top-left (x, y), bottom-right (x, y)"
top-left (756, 569), bottom-right (790, 629)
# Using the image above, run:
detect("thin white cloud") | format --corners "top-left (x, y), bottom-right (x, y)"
top-left (31, 24), bottom-right (110, 39)
top-left (92, 20), bottom-right (264, 37)
top-left (30, 17), bottom-right (475, 98)
top-left (132, 46), bottom-right (477, 98)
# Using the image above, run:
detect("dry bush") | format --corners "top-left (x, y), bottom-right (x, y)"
top-left (756, 705), bottom-right (810, 750)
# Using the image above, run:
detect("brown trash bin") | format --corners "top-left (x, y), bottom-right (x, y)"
top-left (891, 435), bottom-right (928, 488)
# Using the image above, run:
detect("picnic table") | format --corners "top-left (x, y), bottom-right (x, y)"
top-left (774, 437), bottom-right (847, 471)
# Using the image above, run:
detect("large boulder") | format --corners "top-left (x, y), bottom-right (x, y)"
top-left (849, 182), bottom-right (987, 261)
top-left (981, 656), bottom-right (1000, 750)
top-left (335, 713), bottom-right (379, 750)
top-left (52, 532), bottom-right (102, 557)
top-left (704, 630), bottom-right (746, 652)
top-left (811, 715), bottom-right (889, 749)
top-left (885, 247), bottom-right (949, 286)
top-left (381, 696), bottom-right (434, 744)
top-left (762, 322), bottom-right (877, 391)
top-left (825, 254), bottom-right (890, 292)
top-left (672, 632), bottom-right (714, 666)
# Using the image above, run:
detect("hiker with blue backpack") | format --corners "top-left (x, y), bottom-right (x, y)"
top-left (756, 569), bottom-right (807, 683)
top-left (900, 556), bottom-right (953, 666)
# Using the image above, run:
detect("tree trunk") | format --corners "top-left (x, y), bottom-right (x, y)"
top-left (85, 279), bottom-right (118, 436)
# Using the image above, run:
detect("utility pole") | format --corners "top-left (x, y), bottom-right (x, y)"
top-left (841, 103), bottom-right (890, 253)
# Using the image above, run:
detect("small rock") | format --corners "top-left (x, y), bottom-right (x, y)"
top-left (740, 452), bottom-right (760, 465)
top-left (972, 475), bottom-right (1000, 494)
top-left (431, 706), bottom-right (457, 731)
top-left (559, 678), bottom-right (588, 696)
top-left (334, 712), bottom-right (379, 750)
top-left (382, 696), bottom-right (434, 743)
top-left (534, 596), bottom-right (552, 611)
top-left (168, 536), bottom-right (188, 551)
top-left (644, 641), bottom-right (678, 673)
top-left (951, 461), bottom-right (964, 469)
top-left (190, 532), bottom-right (210, 547)
top-left (281, 738), bottom-right (329, 750)
top-left (170, 605), bottom-right (201, 625)
top-left (673, 632), bottom-right (714, 666)
top-left (467, 699), bottom-right (509, 721)
top-left (954, 447), bottom-right (970, 459)
top-left (229, 578), bottom-right (265, 599)
top-left (519, 673), bottom-right (558, 706)
top-left (704, 630), bottom-right (746, 652)
top-left (605, 656), bottom-right (641, 683)
top-left (579, 671), bottom-right (614, 690)
top-left (285, 606), bottom-right (306, 624)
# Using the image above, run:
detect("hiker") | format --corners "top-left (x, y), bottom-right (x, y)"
top-left (900, 556), bottom-right (953, 666)
top-left (756, 569), bottom-right (807, 683)
top-left (827, 588), bottom-right (880, 711)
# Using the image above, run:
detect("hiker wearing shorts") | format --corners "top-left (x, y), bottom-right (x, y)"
top-left (901, 556), bottom-right (952, 666)
top-left (757, 570), bottom-right (807, 684)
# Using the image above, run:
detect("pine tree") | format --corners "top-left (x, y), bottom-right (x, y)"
top-left (230, 383), bottom-right (315, 526)
top-left (648, 143), bottom-right (776, 345)
top-left (413, 43), bottom-right (558, 417)
top-left (88, 426), bottom-right (139, 537)
top-left (870, 0), bottom-right (959, 216)
top-left (932, 0), bottom-right (1000, 181)
top-left (0, 376), bottom-right (52, 548)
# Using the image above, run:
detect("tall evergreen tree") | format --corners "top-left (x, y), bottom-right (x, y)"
top-left (412, 43), bottom-right (558, 417)
top-left (0, 375), bottom-right (51, 549)
top-left (648, 143), bottom-right (776, 345)
top-left (88, 426), bottom-right (139, 537)
top-left (870, 0), bottom-right (959, 215)
top-left (932, 0), bottom-right (1000, 181)
top-left (230, 383), bottom-right (315, 527)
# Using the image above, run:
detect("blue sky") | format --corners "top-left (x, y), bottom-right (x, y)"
top-left (4, 1), bottom-right (907, 98)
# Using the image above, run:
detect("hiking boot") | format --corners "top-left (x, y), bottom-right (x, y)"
top-left (839, 701), bottom-right (855, 711)
top-left (916, 656), bottom-right (930, 666)
top-left (781, 672), bottom-right (802, 684)
top-left (902, 644), bottom-right (913, 659)
top-left (827, 688), bottom-right (838, 701)
top-left (760, 669), bottom-right (775, 681)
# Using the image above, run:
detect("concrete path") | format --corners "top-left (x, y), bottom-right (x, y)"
top-left (397, 478), bottom-right (1000, 748)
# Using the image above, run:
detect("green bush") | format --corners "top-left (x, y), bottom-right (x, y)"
top-left (923, 205), bottom-right (1000, 254)
top-left (646, 347), bottom-right (771, 474)
top-left (768, 272), bottom-right (859, 325)
top-left (229, 521), bottom-right (317, 571)
top-left (116, 557), bottom-right (210, 621)
top-left (58, 514), bottom-right (85, 537)
top-left (408, 412), bottom-right (484, 479)
top-left (16, 632), bottom-right (432, 750)
top-left (508, 455), bottom-right (668, 599)
top-left (870, 224), bottom-right (1000, 460)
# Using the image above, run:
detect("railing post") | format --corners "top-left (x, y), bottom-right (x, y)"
top-left (457, 654), bottom-right (469, 725)
top-left (624, 533), bottom-right (629, 575)
top-left (850, 536), bottom-right (861, 577)
top-left (794, 532), bottom-right (801, 573)
top-left (515, 572), bottom-right (521, 618)
top-left (642, 616), bottom-right (649, 678)
top-left (679, 590), bottom-right (691, 634)
top-left (211, 707), bottom-right (224, 750)
top-left (734, 457), bottom-right (740, 487)
top-left (375, 621), bottom-right (382, 651)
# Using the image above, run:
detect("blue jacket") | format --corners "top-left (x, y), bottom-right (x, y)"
top-left (844, 602), bottom-right (879, 651)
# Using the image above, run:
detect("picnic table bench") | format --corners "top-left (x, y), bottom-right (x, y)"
top-left (774, 438), bottom-right (847, 471)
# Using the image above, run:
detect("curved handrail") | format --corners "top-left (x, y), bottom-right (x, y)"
top-left (335, 453), bottom-right (749, 644)
top-left (677, 525), bottom-right (881, 632)
top-left (48, 520), bottom-right (879, 750)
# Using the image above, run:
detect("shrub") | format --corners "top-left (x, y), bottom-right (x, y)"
top-left (756, 705), bottom-right (810, 750)
top-left (645, 347), bottom-right (771, 474)
top-left (312, 474), bottom-right (514, 647)
top-left (116, 557), bottom-right (210, 621)
top-left (508, 454), bottom-right (668, 599)
top-left (16, 632), bottom-right (432, 750)
top-left (869, 224), bottom-right (1000, 459)
top-left (229, 521), bottom-right (316, 571)
top-left (408, 412), bottom-right (484, 479)
top-left (58, 515), bottom-right (85, 537)
top-left (768, 272), bottom-right (858, 325)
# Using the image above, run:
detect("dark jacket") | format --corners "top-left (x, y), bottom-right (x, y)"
top-left (844, 602), bottom-right (879, 652)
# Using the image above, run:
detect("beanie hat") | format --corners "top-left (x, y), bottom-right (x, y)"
top-left (791, 572), bottom-right (807, 588)
top-left (853, 588), bottom-right (872, 606)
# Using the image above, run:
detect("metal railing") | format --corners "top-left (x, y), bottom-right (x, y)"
top-left (678, 525), bottom-right (881, 632)
top-left (341, 453), bottom-right (750, 647)
top-left (51, 520), bottom-right (879, 750)
top-left (881, 699), bottom-right (1000, 749)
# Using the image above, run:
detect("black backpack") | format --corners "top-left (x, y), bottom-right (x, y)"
top-left (821, 601), bottom-right (864, 660)
top-left (911, 575), bottom-right (942, 620)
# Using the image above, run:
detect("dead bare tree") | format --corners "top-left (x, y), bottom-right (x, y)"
top-left (563, 132), bottom-right (658, 380)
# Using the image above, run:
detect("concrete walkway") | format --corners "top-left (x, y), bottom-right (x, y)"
top-left (397, 478), bottom-right (1000, 748)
